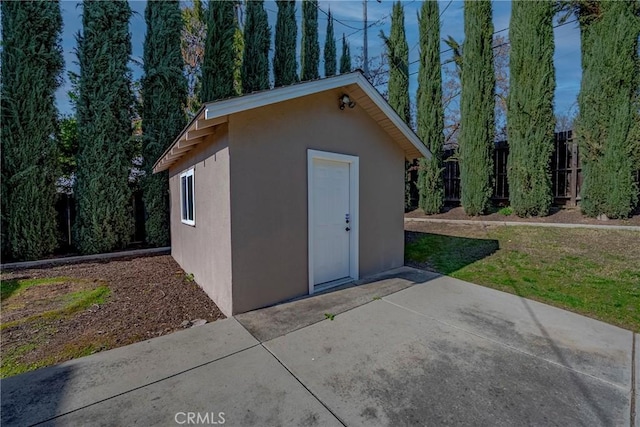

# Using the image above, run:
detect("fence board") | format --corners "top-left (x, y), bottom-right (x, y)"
top-left (438, 131), bottom-right (638, 207)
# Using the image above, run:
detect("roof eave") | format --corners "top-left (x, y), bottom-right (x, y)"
top-left (352, 73), bottom-right (431, 161)
top-left (152, 104), bottom-right (207, 173)
top-left (153, 71), bottom-right (431, 172)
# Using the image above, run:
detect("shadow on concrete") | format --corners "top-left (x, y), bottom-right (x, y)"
top-left (1, 364), bottom-right (73, 426)
top-left (404, 230), bottom-right (499, 275)
top-left (236, 267), bottom-right (440, 343)
top-left (519, 297), bottom-right (615, 426)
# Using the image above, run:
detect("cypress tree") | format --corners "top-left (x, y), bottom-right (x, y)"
top-left (459, 0), bottom-right (495, 216)
top-left (382, 1), bottom-right (410, 124)
top-left (75, 0), bottom-right (134, 254)
top-left (1, 0), bottom-right (63, 260)
top-left (416, 0), bottom-right (445, 214)
top-left (340, 34), bottom-right (352, 74)
top-left (242, 0), bottom-right (271, 93)
top-left (57, 115), bottom-right (79, 188)
top-left (141, 0), bottom-right (187, 247)
top-left (301, 0), bottom-right (320, 81)
top-left (382, 2), bottom-right (411, 209)
top-left (181, 0), bottom-right (206, 117)
top-left (232, 7), bottom-right (244, 96)
top-left (273, 0), bottom-right (298, 87)
top-left (507, 0), bottom-right (555, 217)
top-left (201, 0), bottom-right (236, 101)
top-left (324, 10), bottom-right (337, 77)
top-left (575, 0), bottom-right (640, 218)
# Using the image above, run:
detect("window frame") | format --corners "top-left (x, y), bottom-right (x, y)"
top-left (180, 168), bottom-right (195, 226)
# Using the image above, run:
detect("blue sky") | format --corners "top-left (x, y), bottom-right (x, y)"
top-left (57, 0), bottom-right (581, 117)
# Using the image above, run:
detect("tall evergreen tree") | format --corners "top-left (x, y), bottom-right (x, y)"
top-left (324, 10), bottom-right (337, 77)
top-left (75, 0), bottom-right (134, 254)
top-left (242, 0), bottom-right (271, 93)
top-left (301, 0), bottom-right (320, 81)
top-left (181, 0), bottom-right (206, 117)
top-left (1, 0), bottom-right (63, 260)
top-left (574, 0), bottom-right (640, 218)
top-left (273, 0), bottom-right (298, 86)
top-left (57, 115), bottom-right (79, 189)
top-left (142, 0), bottom-right (187, 247)
top-left (381, 1), bottom-right (410, 124)
top-left (382, 2), bottom-right (411, 209)
top-left (459, 0), bottom-right (495, 216)
top-left (232, 4), bottom-right (244, 96)
top-left (507, 0), bottom-right (555, 217)
top-left (340, 33), bottom-right (352, 74)
top-left (416, 0), bottom-right (444, 214)
top-left (201, 0), bottom-right (236, 101)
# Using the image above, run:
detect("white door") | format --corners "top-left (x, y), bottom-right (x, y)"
top-left (312, 158), bottom-right (351, 285)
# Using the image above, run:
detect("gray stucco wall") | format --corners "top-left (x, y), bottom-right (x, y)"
top-left (168, 126), bottom-right (233, 316)
top-left (228, 89), bottom-right (405, 314)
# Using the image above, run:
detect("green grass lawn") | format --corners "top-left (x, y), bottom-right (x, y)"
top-left (405, 223), bottom-right (640, 332)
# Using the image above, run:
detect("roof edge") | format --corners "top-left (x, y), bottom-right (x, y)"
top-left (154, 71), bottom-right (430, 173)
top-left (351, 73), bottom-right (431, 160)
top-left (152, 104), bottom-right (207, 172)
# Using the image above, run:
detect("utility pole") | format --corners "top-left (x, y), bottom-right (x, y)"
top-left (363, 0), bottom-right (369, 78)
top-left (362, 0), bottom-right (381, 79)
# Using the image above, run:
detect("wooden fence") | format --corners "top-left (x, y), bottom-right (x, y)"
top-left (54, 129), bottom-right (638, 248)
top-left (55, 191), bottom-right (146, 252)
top-left (442, 131), bottom-right (638, 207)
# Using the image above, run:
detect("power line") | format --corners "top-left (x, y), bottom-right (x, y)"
top-left (439, 18), bottom-right (576, 60)
top-left (429, 27), bottom-right (507, 63)
top-left (375, 17), bottom-right (580, 88)
top-left (345, 19), bottom-right (382, 39)
top-left (408, 17), bottom-right (578, 68)
top-left (343, 0), bottom-right (418, 40)
top-left (315, 2), bottom-right (362, 31)
top-left (264, 4), bottom-right (368, 32)
top-left (442, 25), bottom-right (509, 57)
top-left (267, 1), bottom-right (415, 47)
top-left (408, 0), bottom-right (453, 54)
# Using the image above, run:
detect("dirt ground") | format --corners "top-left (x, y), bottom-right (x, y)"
top-left (405, 205), bottom-right (640, 226)
top-left (1, 255), bottom-right (224, 376)
top-left (2, 278), bottom-right (106, 324)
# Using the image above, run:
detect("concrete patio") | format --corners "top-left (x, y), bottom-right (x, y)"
top-left (1, 267), bottom-right (636, 426)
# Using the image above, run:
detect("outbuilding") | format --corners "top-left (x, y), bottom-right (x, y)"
top-left (154, 71), bottom-right (430, 316)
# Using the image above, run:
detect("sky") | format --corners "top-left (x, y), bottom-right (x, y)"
top-left (57, 0), bottom-right (582, 117)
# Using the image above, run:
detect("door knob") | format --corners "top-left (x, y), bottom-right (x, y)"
top-left (345, 227), bottom-right (351, 232)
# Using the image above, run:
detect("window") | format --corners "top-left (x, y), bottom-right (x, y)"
top-left (180, 169), bottom-right (195, 225)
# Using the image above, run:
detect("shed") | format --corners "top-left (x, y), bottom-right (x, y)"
top-left (154, 71), bottom-right (430, 316)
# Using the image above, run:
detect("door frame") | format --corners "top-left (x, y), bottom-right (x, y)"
top-left (307, 149), bottom-right (359, 295)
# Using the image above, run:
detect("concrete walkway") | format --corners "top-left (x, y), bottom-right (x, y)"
top-left (1, 268), bottom-right (636, 426)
